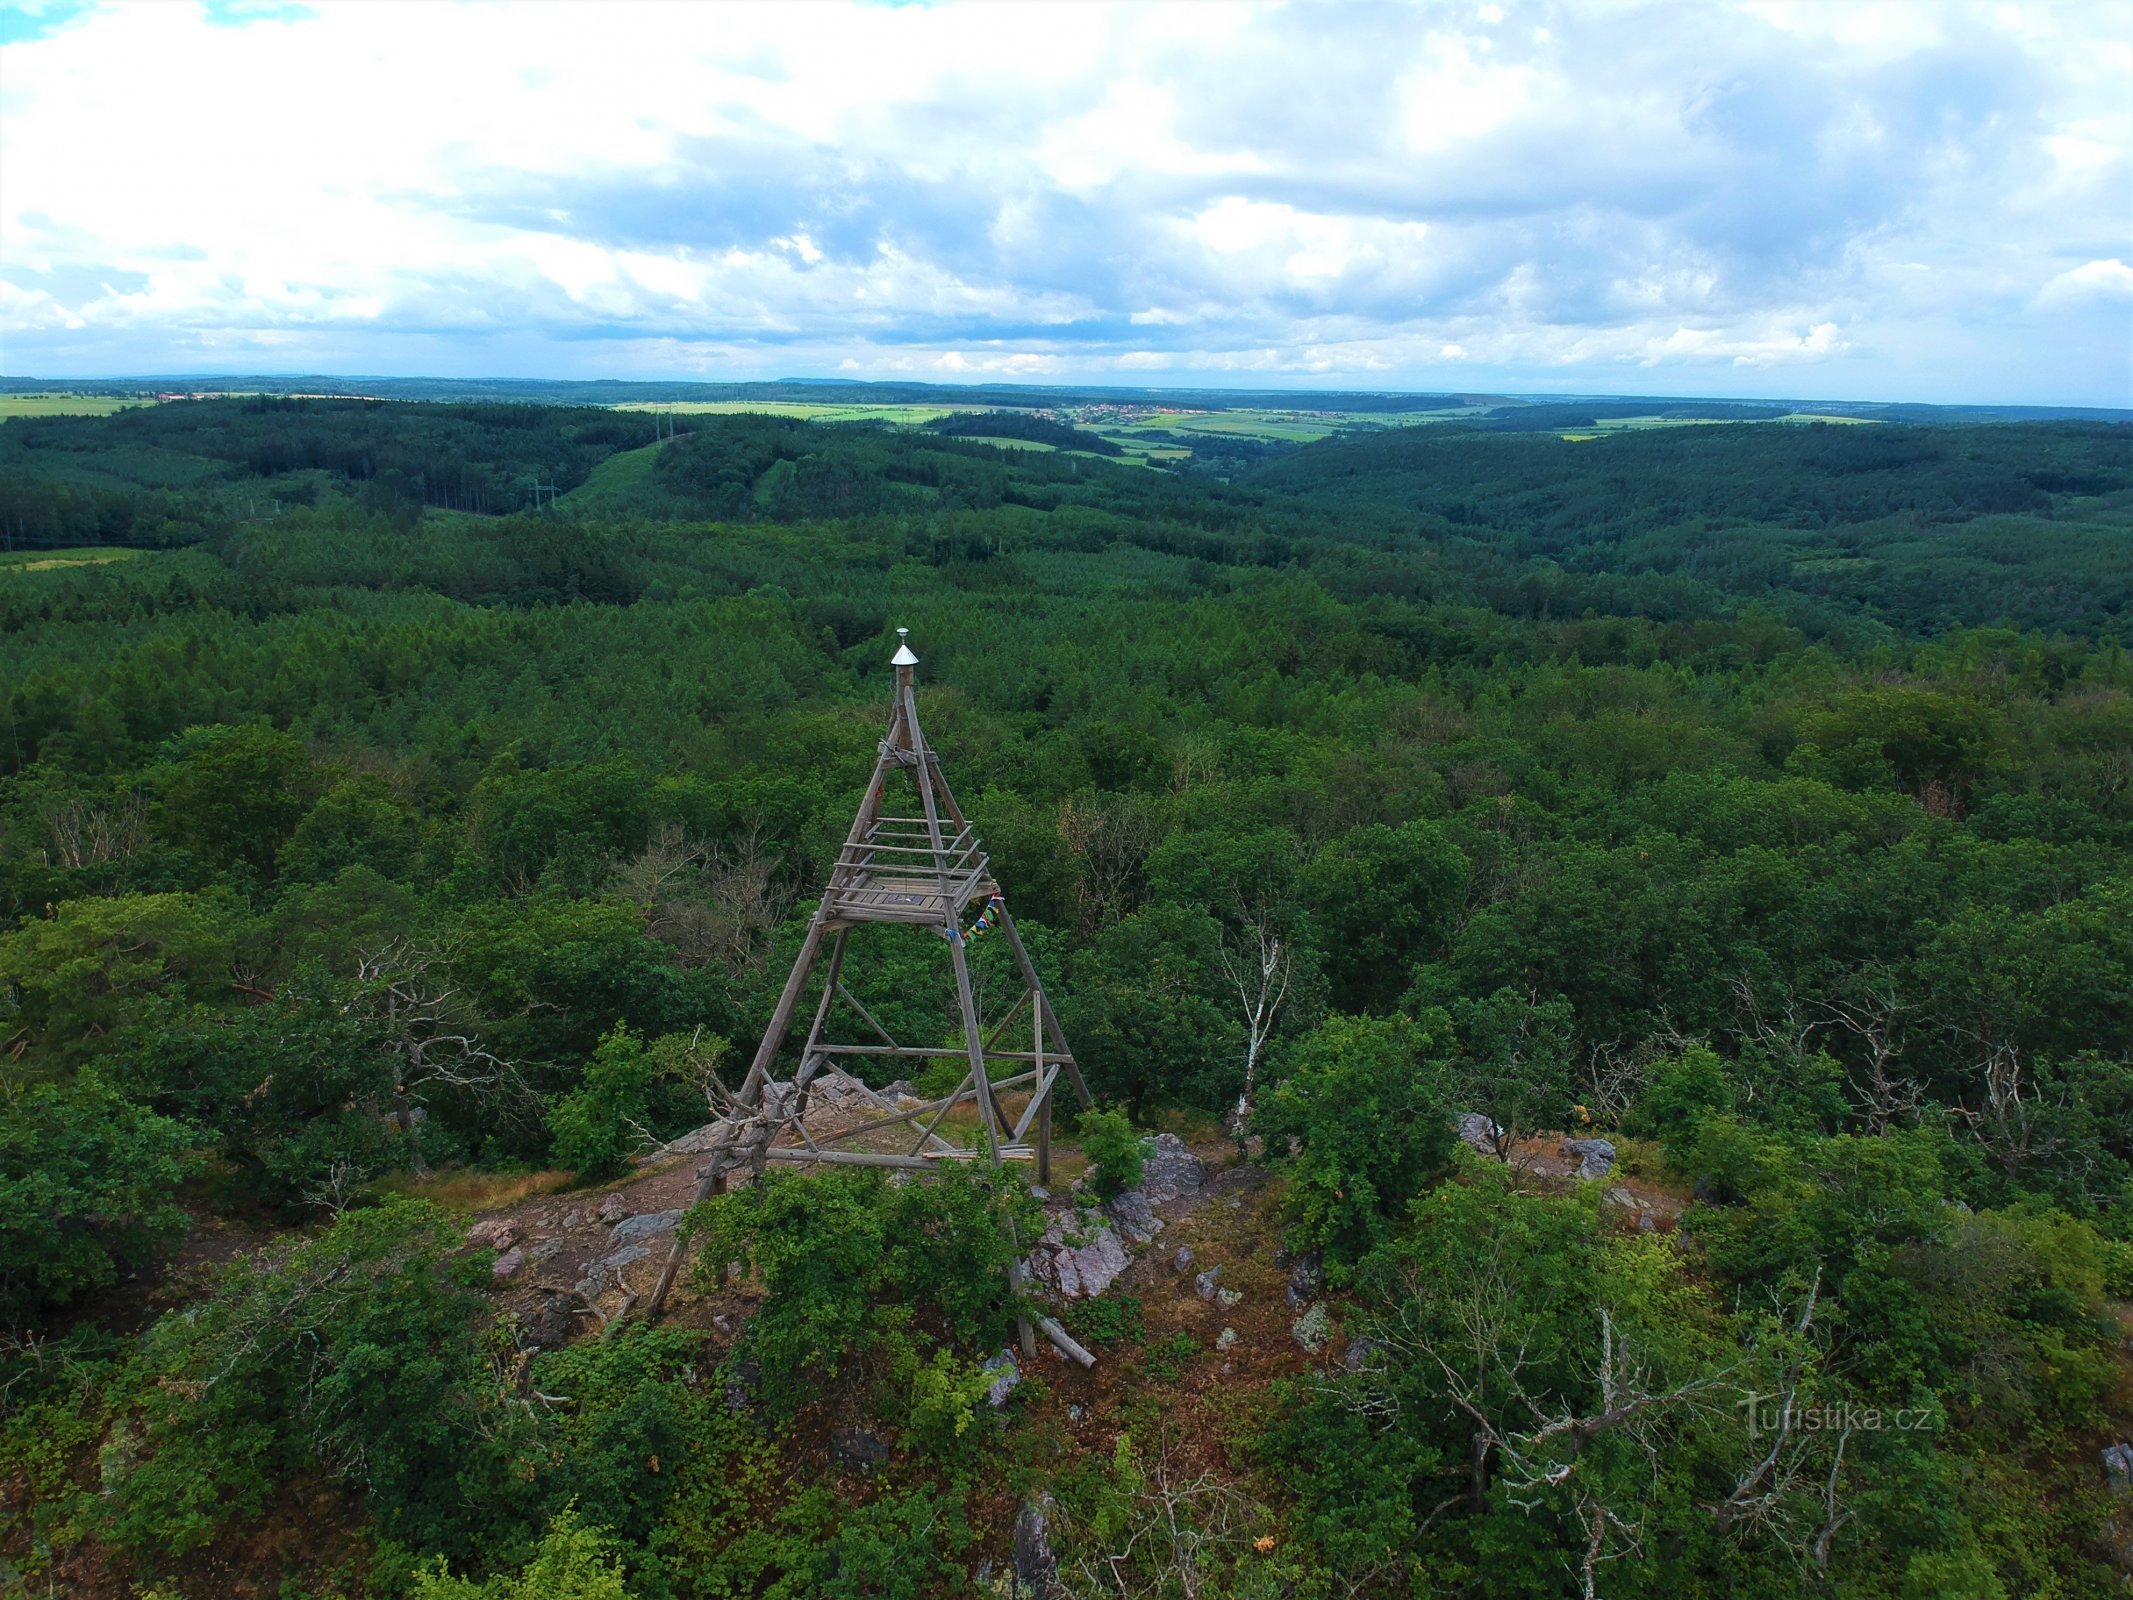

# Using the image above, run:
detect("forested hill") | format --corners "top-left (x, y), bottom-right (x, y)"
top-left (1246, 420), bottom-right (2133, 637)
top-left (6, 398), bottom-right (2131, 640)
top-left (2, 401), bottom-right (2132, 1599)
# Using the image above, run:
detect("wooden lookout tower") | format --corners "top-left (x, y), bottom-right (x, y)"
top-left (648, 629), bottom-right (1091, 1314)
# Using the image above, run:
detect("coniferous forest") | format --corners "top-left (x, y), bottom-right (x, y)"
top-left (3, 395), bottom-right (2132, 1599)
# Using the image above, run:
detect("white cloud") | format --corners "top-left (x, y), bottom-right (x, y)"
top-left (0, 0), bottom-right (2126, 404)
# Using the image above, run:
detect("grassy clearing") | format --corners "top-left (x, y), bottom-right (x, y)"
top-left (614, 400), bottom-right (976, 425)
top-left (0, 545), bottom-right (141, 571)
top-left (556, 438), bottom-right (672, 506)
top-left (373, 1167), bottom-right (578, 1212)
top-left (0, 393), bottom-right (156, 419)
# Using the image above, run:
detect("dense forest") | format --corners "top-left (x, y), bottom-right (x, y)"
top-left (2, 398), bottom-right (2130, 1599)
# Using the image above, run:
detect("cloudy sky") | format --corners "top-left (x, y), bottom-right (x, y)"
top-left (1, 0), bottom-right (2128, 404)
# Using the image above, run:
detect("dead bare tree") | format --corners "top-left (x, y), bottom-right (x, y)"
top-left (347, 943), bottom-right (534, 1171)
top-left (1820, 971), bottom-right (1921, 1135)
top-left (1053, 1427), bottom-right (1267, 1600)
top-left (1057, 791), bottom-right (1163, 937)
top-left (613, 823), bottom-right (792, 974)
top-left (1369, 1251), bottom-right (1728, 1600)
top-left (1215, 901), bottom-right (1292, 1134)
top-left (41, 792), bottom-right (145, 869)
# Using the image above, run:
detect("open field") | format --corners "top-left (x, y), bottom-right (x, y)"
top-left (0, 545), bottom-right (142, 571)
top-left (0, 393), bottom-right (158, 418)
top-left (614, 400), bottom-right (979, 425)
top-left (1562, 410), bottom-right (1888, 440)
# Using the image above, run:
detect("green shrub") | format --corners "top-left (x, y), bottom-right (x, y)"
top-left (686, 1163), bottom-right (1037, 1416)
top-left (1077, 1107), bottom-right (1143, 1199)
top-left (0, 1079), bottom-right (192, 1326)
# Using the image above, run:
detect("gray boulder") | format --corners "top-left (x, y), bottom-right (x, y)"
top-left (983, 1349), bottom-right (1021, 1408)
top-left (1560, 1138), bottom-right (1617, 1181)
top-left (491, 1248), bottom-right (525, 1281)
top-left (832, 1425), bottom-right (890, 1472)
top-left (1286, 1249), bottom-right (1323, 1309)
top-left (1172, 1245), bottom-right (1195, 1273)
top-left (596, 1192), bottom-right (631, 1224)
top-left (1292, 1302), bottom-right (1333, 1353)
top-left (1457, 1112), bottom-right (1503, 1155)
top-left (1137, 1133), bottom-right (1206, 1204)
top-left (1216, 1327), bottom-right (1238, 1351)
top-left (1013, 1492), bottom-right (1060, 1599)
top-left (2106, 1442), bottom-right (2133, 1494)
top-left (610, 1208), bottom-right (684, 1246)
top-left (1342, 1337), bottom-right (1382, 1373)
top-left (1194, 1266), bottom-right (1222, 1302)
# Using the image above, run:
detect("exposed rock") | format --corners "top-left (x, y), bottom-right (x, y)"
top-left (1106, 1189), bottom-right (1161, 1244)
top-left (491, 1248), bottom-right (525, 1281)
top-left (1194, 1266), bottom-right (1222, 1302)
top-left (579, 1243), bottom-right (649, 1294)
top-left (1291, 1302), bottom-right (1333, 1353)
top-left (561, 1209), bottom-right (583, 1230)
top-left (609, 1208), bottom-right (684, 1245)
top-left (527, 1237), bottom-right (563, 1265)
top-left (1013, 1492), bottom-right (1060, 1599)
top-left (1216, 1327), bottom-right (1238, 1351)
top-left (880, 1079), bottom-right (918, 1102)
top-left (1605, 1186), bottom-right (1638, 1209)
top-left (466, 1218), bottom-right (518, 1250)
top-left (1561, 1137), bottom-right (1617, 1181)
top-left (1216, 1288), bottom-right (1242, 1309)
top-left (1029, 1212), bottom-right (1131, 1299)
top-left (1638, 1212), bottom-right (1657, 1233)
top-left (1457, 1112), bottom-right (1503, 1156)
top-left (596, 1193), bottom-right (631, 1224)
top-left (521, 1294), bottom-right (577, 1349)
top-left (1028, 1186), bottom-right (1050, 1202)
top-left (1137, 1133), bottom-right (1206, 1204)
top-left (983, 1349), bottom-right (1022, 1408)
top-left (724, 1355), bottom-right (760, 1415)
top-left (2105, 1442), bottom-right (2133, 1494)
top-left (1172, 1246), bottom-right (1196, 1273)
top-left (98, 1418), bottom-right (138, 1495)
top-left (1343, 1337), bottom-right (1382, 1373)
top-left (1286, 1249), bottom-right (1323, 1309)
top-left (832, 1425), bottom-right (890, 1472)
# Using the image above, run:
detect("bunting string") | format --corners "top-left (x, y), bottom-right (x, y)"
top-left (957, 893), bottom-right (1006, 944)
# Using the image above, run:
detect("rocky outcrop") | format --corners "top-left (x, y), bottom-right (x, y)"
top-left (609, 1208), bottom-right (683, 1245)
top-left (1560, 1137), bottom-right (1617, 1181)
top-left (1105, 1189), bottom-right (1160, 1244)
top-left (1136, 1133), bottom-right (1206, 1204)
top-left (1457, 1112), bottom-right (1502, 1155)
top-left (1013, 1492), bottom-right (1060, 1598)
top-left (1029, 1210), bottom-right (1131, 1299)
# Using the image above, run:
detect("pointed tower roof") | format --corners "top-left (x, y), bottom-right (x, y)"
top-left (890, 626), bottom-right (919, 667)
